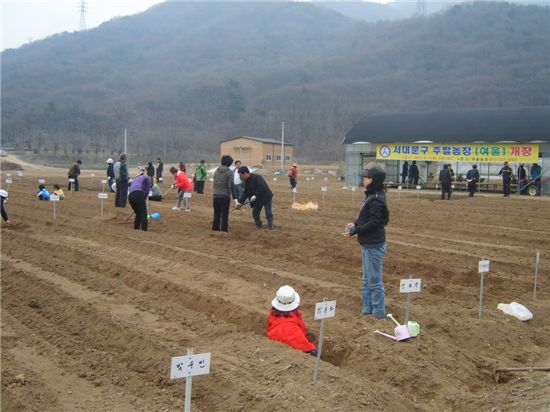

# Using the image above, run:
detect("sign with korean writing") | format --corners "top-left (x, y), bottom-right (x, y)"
top-left (400, 279), bottom-right (422, 293)
top-left (478, 260), bottom-right (490, 273)
top-left (98, 193), bottom-right (108, 199)
top-left (314, 300), bottom-right (336, 320)
top-left (38, 179), bottom-right (46, 184)
top-left (5, 179), bottom-right (12, 184)
top-left (183, 192), bottom-right (192, 198)
top-left (376, 144), bottom-right (539, 163)
top-left (49, 195), bottom-right (60, 202)
top-left (170, 353), bottom-right (211, 379)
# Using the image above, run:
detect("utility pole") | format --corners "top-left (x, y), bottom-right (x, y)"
top-left (124, 128), bottom-right (127, 154)
top-left (281, 121), bottom-right (285, 171)
top-left (79, 1), bottom-right (87, 31)
top-left (416, 0), bottom-right (426, 16)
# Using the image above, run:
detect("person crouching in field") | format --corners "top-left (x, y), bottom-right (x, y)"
top-left (212, 155), bottom-right (234, 232)
top-left (236, 166), bottom-right (274, 230)
top-left (128, 168), bottom-right (152, 231)
top-left (149, 182), bottom-right (163, 201)
top-left (170, 166), bottom-right (193, 211)
top-left (36, 184), bottom-right (50, 201)
top-left (52, 184), bottom-right (65, 200)
top-left (267, 285), bottom-right (317, 356)
top-left (343, 167), bottom-right (389, 319)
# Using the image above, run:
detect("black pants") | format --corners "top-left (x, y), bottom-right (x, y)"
top-left (115, 179), bottom-right (128, 207)
top-left (503, 179), bottom-right (511, 196)
top-left (212, 196), bottom-right (230, 232)
top-left (468, 182), bottom-right (477, 197)
top-left (149, 195), bottom-right (162, 201)
top-left (196, 180), bottom-right (205, 194)
top-left (129, 191), bottom-right (148, 231)
top-left (441, 183), bottom-right (451, 200)
top-left (290, 178), bottom-right (297, 189)
top-left (68, 177), bottom-right (79, 191)
top-left (401, 175), bottom-right (407, 184)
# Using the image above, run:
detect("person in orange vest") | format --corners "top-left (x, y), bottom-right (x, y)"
top-left (267, 285), bottom-right (317, 356)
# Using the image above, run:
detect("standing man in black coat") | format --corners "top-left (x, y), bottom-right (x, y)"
top-left (236, 166), bottom-right (274, 230)
top-left (408, 161), bottom-right (419, 185)
top-left (498, 161), bottom-right (513, 197)
top-left (156, 158), bottom-right (164, 183)
top-left (114, 154), bottom-right (129, 207)
top-left (401, 161), bottom-right (409, 184)
top-left (439, 164), bottom-right (452, 200)
top-left (466, 164), bottom-right (480, 197)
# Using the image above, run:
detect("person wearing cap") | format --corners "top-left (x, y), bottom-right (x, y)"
top-left (67, 160), bottom-right (82, 192)
top-left (466, 164), bottom-right (480, 197)
top-left (156, 158), bottom-right (164, 183)
top-left (236, 166), bottom-right (274, 230)
top-left (106, 158), bottom-right (115, 192)
top-left (128, 169), bottom-right (152, 231)
top-left (498, 161), bottom-right (513, 197)
top-left (36, 184), bottom-right (50, 201)
top-left (0, 190), bottom-right (10, 224)
top-left (212, 155), bottom-right (235, 232)
top-left (114, 154), bottom-right (129, 207)
top-left (439, 164), bottom-right (452, 200)
top-left (170, 166), bottom-right (193, 211)
top-left (267, 285), bottom-right (317, 356)
top-left (343, 167), bottom-right (389, 319)
top-left (288, 164), bottom-right (298, 190)
top-left (195, 160), bottom-right (207, 194)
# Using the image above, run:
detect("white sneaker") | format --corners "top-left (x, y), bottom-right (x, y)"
top-left (184, 209), bottom-right (191, 212)
top-left (172, 206), bottom-right (180, 211)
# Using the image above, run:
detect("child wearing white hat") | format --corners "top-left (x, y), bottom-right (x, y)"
top-left (267, 285), bottom-right (317, 356)
top-left (1, 189), bottom-right (10, 224)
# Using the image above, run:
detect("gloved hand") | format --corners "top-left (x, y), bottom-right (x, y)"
top-left (234, 199), bottom-right (239, 206)
top-left (250, 195), bottom-right (257, 202)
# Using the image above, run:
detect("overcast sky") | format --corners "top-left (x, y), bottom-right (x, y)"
top-left (1, 0), bottom-right (165, 51)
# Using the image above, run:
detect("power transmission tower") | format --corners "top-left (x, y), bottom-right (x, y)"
top-left (79, 1), bottom-right (88, 31)
top-left (416, 0), bottom-right (427, 16)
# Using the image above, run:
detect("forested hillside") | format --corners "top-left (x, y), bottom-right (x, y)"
top-left (2, 1), bottom-right (549, 161)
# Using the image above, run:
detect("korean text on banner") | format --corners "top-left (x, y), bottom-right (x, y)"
top-left (376, 144), bottom-right (539, 163)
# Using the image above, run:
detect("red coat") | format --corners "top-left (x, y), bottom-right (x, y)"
top-left (288, 168), bottom-right (298, 179)
top-left (175, 171), bottom-right (193, 192)
top-left (267, 310), bottom-right (316, 352)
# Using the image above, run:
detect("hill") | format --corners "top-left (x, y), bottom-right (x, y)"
top-left (1, 1), bottom-right (549, 162)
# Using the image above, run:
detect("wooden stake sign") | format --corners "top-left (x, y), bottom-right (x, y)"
top-left (400, 277), bottom-right (422, 323)
top-left (321, 186), bottom-right (327, 206)
top-left (170, 348), bottom-right (211, 412)
top-left (478, 259), bottom-right (490, 318)
top-left (98, 192), bottom-right (108, 216)
top-left (101, 179), bottom-right (107, 192)
top-left (50, 195), bottom-right (60, 219)
top-left (292, 187), bottom-right (297, 203)
top-left (313, 299), bottom-right (336, 382)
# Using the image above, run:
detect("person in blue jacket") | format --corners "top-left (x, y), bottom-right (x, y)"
top-left (36, 184), bottom-right (50, 201)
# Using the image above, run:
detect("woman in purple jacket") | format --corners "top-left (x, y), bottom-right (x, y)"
top-left (128, 170), bottom-right (152, 231)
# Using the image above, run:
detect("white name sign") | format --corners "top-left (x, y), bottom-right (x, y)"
top-left (90, 173), bottom-right (95, 177)
top-left (49, 195), bottom-right (60, 202)
top-left (314, 300), bottom-right (336, 320)
top-left (170, 353), bottom-right (211, 379)
top-left (416, 185), bottom-right (421, 190)
top-left (400, 278), bottom-right (422, 293)
top-left (398, 186), bottom-right (402, 190)
top-left (292, 188), bottom-right (297, 193)
top-left (68, 178), bottom-right (75, 183)
top-left (321, 187), bottom-right (328, 192)
top-left (38, 179), bottom-right (46, 184)
top-left (98, 193), bottom-right (108, 199)
top-left (101, 179), bottom-right (107, 184)
top-left (478, 260), bottom-right (490, 274)
top-left (183, 192), bottom-right (192, 198)
top-left (351, 187), bottom-right (356, 192)
top-left (5, 179), bottom-right (12, 184)
top-left (17, 171), bottom-right (24, 177)
top-left (5, 173), bottom-right (11, 177)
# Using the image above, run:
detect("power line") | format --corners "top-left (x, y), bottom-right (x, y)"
top-left (79, 1), bottom-right (88, 31)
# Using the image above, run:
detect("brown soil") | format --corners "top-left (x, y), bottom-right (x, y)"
top-left (1, 164), bottom-right (549, 411)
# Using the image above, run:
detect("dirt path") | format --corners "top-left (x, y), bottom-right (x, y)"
top-left (1, 166), bottom-right (549, 411)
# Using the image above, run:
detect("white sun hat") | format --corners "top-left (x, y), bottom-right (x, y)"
top-left (0, 189), bottom-right (8, 198)
top-left (107, 158), bottom-right (113, 163)
top-left (272, 285), bottom-right (300, 312)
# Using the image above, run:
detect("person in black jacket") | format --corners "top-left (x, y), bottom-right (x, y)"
top-left (156, 158), bottom-right (164, 183)
top-left (146, 162), bottom-right (155, 182)
top-left (498, 161), bottom-right (513, 197)
top-left (343, 167), bottom-right (389, 319)
top-left (401, 161), bottom-right (409, 184)
top-left (408, 161), bottom-right (419, 185)
top-left (236, 166), bottom-right (274, 230)
top-left (439, 164), bottom-right (452, 200)
top-left (466, 164), bottom-right (480, 197)
top-left (106, 158), bottom-right (115, 192)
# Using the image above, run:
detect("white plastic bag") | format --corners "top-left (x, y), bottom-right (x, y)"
top-left (497, 302), bottom-right (533, 321)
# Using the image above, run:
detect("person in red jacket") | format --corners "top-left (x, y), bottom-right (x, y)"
top-left (170, 166), bottom-right (193, 211)
top-left (267, 285), bottom-right (317, 356)
top-left (288, 164), bottom-right (298, 190)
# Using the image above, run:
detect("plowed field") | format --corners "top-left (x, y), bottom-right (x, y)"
top-left (2, 162), bottom-right (549, 411)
